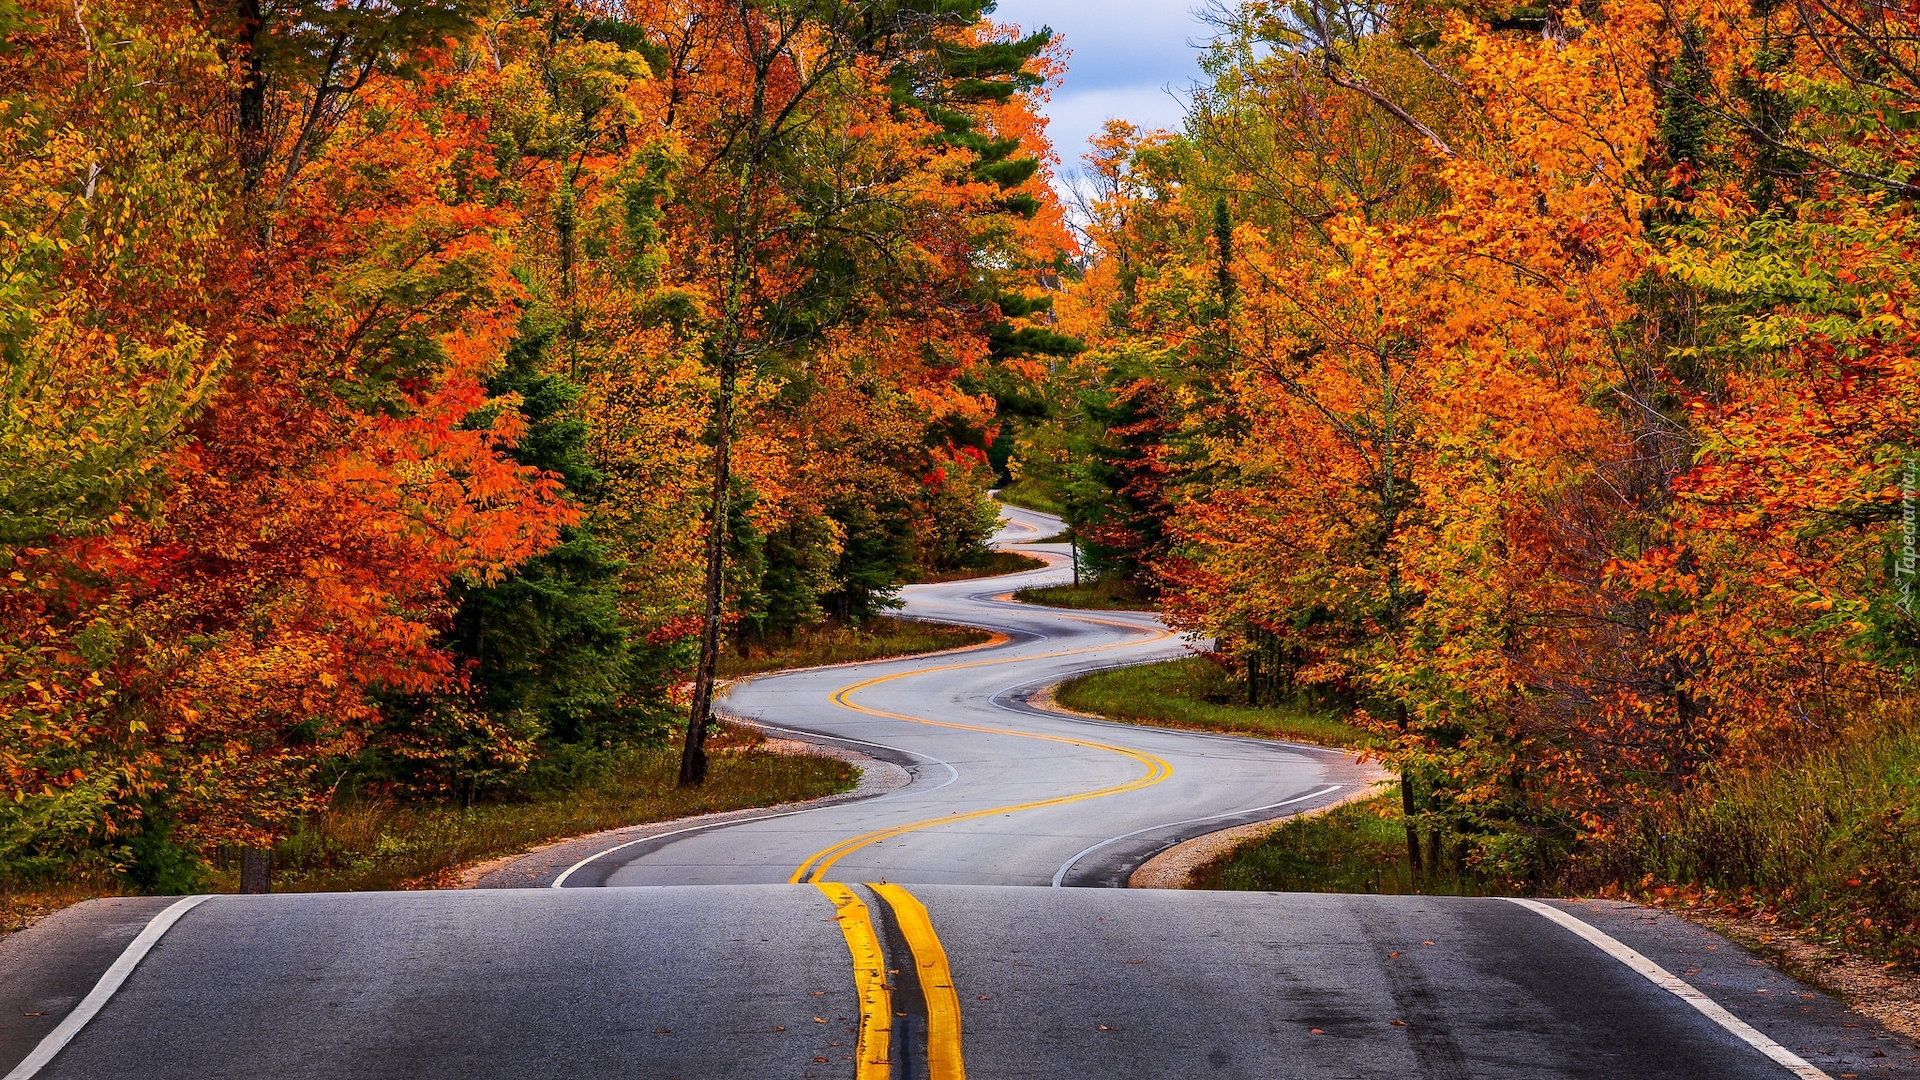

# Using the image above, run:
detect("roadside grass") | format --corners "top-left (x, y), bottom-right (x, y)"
top-left (1054, 657), bottom-right (1372, 748)
top-left (1013, 576), bottom-right (1155, 611)
top-left (4, 615), bottom-right (977, 932)
top-left (1572, 710), bottom-right (1920, 963)
top-left (993, 478), bottom-right (1064, 515)
top-left (912, 550), bottom-right (1046, 583)
top-left (221, 730), bottom-right (855, 894)
top-left (720, 615), bottom-right (991, 678)
top-left (1193, 794), bottom-right (1507, 896)
top-left (1, 730), bottom-right (855, 934)
top-left (2, 874), bottom-right (125, 940)
top-left (1193, 697), bottom-right (1920, 966)
top-left (1051, 659), bottom-right (1475, 899)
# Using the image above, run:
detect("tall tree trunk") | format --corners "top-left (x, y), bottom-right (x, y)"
top-left (1401, 773), bottom-right (1422, 878)
top-left (235, 0), bottom-right (269, 191)
top-left (238, 847), bottom-right (272, 894)
top-left (680, 370), bottom-right (733, 787)
top-left (1396, 703), bottom-right (1422, 877)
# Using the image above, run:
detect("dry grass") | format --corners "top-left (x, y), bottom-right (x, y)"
top-left (721, 615), bottom-right (990, 678)
top-left (1, 730), bottom-right (855, 928)
top-left (1, 874), bottom-right (126, 941)
top-left (1571, 712), bottom-right (1920, 964)
top-left (214, 733), bottom-right (855, 894)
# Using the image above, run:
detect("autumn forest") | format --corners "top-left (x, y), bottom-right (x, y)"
top-left (7, 0), bottom-right (1920, 953)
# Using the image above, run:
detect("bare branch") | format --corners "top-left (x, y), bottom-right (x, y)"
top-left (1322, 58), bottom-right (1455, 158)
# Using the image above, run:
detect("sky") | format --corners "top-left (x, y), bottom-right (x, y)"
top-left (988, 0), bottom-right (1217, 185)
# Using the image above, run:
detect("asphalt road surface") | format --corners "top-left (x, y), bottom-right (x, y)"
top-left (4, 505), bottom-right (1916, 1079)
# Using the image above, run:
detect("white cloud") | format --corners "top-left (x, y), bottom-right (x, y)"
top-left (1042, 84), bottom-right (1191, 170)
top-left (988, 0), bottom-right (1217, 197)
top-left (993, 0), bottom-right (1218, 90)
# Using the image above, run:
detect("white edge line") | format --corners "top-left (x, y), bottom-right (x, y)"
top-left (4, 894), bottom-right (213, 1080)
top-left (549, 725), bottom-right (960, 889)
top-left (1504, 898), bottom-right (1832, 1080)
top-left (1050, 785), bottom-right (1344, 887)
top-left (734, 719), bottom-right (962, 794)
top-left (550, 807), bottom-right (827, 888)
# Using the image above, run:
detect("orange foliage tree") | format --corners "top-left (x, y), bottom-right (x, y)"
top-left (2, 0), bottom-right (1070, 883)
top-left (1056, 0), bottom-right (1920, 887)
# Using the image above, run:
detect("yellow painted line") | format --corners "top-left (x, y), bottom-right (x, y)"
top-left (787, 616), bottom-right (1176, 883)
top-left (791, 757), bottom-right (1170, 882)
top-left (817, 882), bottom-right (893, 1080)
top-left (872, 883), bottom-right (965, 1080)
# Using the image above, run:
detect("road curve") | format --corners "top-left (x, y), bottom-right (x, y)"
top-left (545, 503), bottom-right (1378, 890)
top-left (5, 505), bottom-right (1917, 1080)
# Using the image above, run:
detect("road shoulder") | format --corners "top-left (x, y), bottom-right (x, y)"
top-left (1666, 902), bottom-right (1920, 1043)
top-left (0, 895), bottom-right (180, 1076)
top-left (1537, 898), bottom-right (1920, 1076)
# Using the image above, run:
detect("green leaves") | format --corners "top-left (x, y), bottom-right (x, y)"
top-left (0, 313), bottom-right (226, 543)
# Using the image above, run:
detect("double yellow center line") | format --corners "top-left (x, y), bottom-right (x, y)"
top-left (788, 614), bottom-right (1178, 884)
top-left (803, 582), bottom-right (1176, 1078)
top-left (819, 881), bottom-right (966, 1080)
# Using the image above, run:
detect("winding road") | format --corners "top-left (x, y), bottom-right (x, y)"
top-left (547, 503), bottom-right (1375, 891)
top-left (3, 505), bottom-right (1916, 1079)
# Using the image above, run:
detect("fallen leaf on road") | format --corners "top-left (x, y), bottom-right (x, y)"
top-left (814, 1057), bottom-right (829, 1064)
top-left (775, 1026), bottom-right (786, 1032)
top-left (1097, 1025), bottom-right (1113, 1031)
top-left (1387, 952), bottom-right (1401, 959)
top-left (22, 1011), bottom-right (45, 1018)
top-left (813, 1017), bottom-right (827, 1023)
top-left (978, 995), bottom-right (992, 1000)
top-left (1310, 1029), bottom-right (1325, 1035)
top-left (1390, 1020), bottom-right (1407, 1027)
top-left (1422, 941), bottom-right (1435, 947)
top-left (653, 1029), bottom-right (671, 1034)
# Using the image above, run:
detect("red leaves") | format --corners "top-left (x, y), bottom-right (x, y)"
top-left (0, 16), bottom-right (579, 852)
